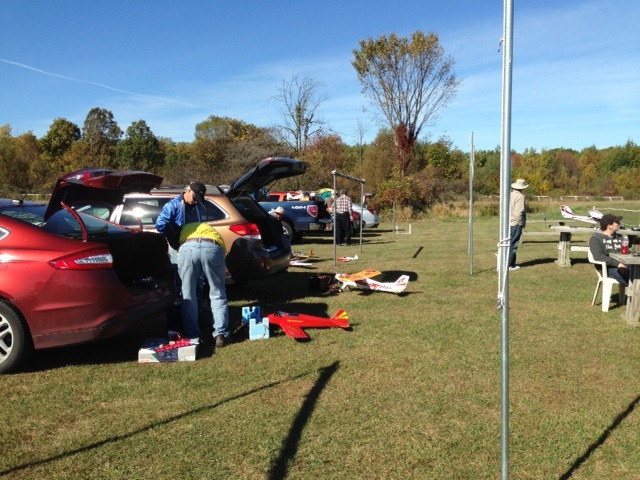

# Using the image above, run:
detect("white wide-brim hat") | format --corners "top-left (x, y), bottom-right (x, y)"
top-left (511, 178), bottom-right (529, 190)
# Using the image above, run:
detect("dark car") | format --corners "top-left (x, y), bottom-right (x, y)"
top-left (0, 169), bottom-right (175, 373)
top-left (0, 198), bottom-right (46, 225)
top-left (80, 157), bottom-right (306, 286)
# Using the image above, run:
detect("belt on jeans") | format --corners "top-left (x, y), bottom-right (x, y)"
top-left (184, 237), bottom-right (218, 245)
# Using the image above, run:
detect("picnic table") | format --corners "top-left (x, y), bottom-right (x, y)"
top-left (550, 225), bottom-right (638, 267)
top-left (609, 252), bottom-right (640, 327)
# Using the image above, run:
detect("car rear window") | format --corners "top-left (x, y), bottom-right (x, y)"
top-left (122, 197), bottom-right (227, 227)
top-left (0, 205), bottom-right (46, 225)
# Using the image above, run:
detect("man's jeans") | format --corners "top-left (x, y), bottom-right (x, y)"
top-left (178, 240), bottom-right (229, 340)
top-left (606, 266), bottom-right (629, 287)
top-left (508, 225), bottom-right (523, 268)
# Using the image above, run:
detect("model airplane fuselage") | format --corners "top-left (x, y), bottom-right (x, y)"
top-left (560, 205), bottom-right (602, 225)
top-left (266, 309), bottom-right (349, 339)
top-left (335, 272), bottom-right (409, 294)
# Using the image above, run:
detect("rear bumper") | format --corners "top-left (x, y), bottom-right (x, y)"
top-left (226, 238), bottom-right (291, 283)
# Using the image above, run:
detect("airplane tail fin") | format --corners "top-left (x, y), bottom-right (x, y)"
top-left (560, 205), bottom-right (575, 219)
top-left (588, 208), bottom-right (603, 220)
top-left (393, 275), bottom-right (410, 291)
top-left (330, 309), bottom-right (349, 329)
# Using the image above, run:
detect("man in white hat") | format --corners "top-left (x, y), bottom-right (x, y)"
top-left (508, 178), bottom-right (529, 270)
top-left (269, 206), bottom-right (285, 220)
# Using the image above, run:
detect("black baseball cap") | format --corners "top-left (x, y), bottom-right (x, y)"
top-left (599, 213), bottom-right (623, 230)
top-left (188, 182), bottom-right (206, 204)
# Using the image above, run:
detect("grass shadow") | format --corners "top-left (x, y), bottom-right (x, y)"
top-left (267, 361), bottom-right (340, 480)
top-left (559, 395), bottom-right (640, 479)
top-left (0, 372), bottom-right (312, 477)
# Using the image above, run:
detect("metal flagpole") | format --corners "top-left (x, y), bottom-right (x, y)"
top-left (468, 132), bottom-right (475, 275)
top-left (499, 0), bottom-right (514, 479)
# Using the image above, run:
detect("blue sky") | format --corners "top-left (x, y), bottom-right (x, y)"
top-left (1, 0), bottom-right (638, 152)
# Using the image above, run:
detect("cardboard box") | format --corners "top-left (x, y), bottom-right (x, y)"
top-left (138, 338), bottom-right (197, 363)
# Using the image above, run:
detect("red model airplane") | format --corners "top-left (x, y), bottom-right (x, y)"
top-left (266, 309), bottom-right (349, 339)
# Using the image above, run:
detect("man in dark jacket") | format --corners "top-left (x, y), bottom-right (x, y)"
top-left (589, 213), bottom-right (629, 286)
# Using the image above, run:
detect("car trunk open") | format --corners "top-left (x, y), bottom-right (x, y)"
top-left (91, 230), bottom-right (175, 293)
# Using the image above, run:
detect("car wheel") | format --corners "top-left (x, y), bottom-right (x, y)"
top-left (0, 300), bottom-right (31, 374)
top-left (281, 220), bottom-right (294, 240)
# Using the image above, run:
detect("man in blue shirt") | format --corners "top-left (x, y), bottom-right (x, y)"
top-left (156, 182), bottom-right (229, 348)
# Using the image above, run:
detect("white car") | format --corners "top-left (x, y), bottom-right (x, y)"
top-left (352, 203), bottom-right (379, 228)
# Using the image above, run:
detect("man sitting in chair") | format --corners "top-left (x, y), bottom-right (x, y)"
top-left (588, 213), bottom-right (629, 286)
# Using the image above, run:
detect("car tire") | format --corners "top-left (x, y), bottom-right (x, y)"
top-left (0, 300), bottom-right (31, 374)
top-left (281, 220), bottom-right (294, 240)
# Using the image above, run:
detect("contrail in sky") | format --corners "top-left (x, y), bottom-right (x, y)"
top-left (0, 57), bottom-right (202, 108)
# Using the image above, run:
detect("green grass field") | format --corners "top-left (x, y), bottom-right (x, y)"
top-left (2, 209), bottom-right (639, 479)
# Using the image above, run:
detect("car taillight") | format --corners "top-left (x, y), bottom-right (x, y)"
top-left (307, 205), bottom-right (318, 217)
top-left (50, 248), bottom-right (113, 270)
top-left (230, 222), bottom-right (262, 239)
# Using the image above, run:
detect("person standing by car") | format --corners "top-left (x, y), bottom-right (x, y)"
top-left (155, 182), bottom-right (230, 348)
top-left (269, 205), bottom-right (285, 220)
top-left (334, 188), bottom-right (353, 246)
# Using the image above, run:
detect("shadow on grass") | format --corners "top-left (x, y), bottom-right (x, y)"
top-left (23, 268), bottom-right (415, 371)
top-left (0, 370), bottom-right (315, 477)
top-left (268, 361), bottom-right (339, 480)
top-left (23, 316), bottom-right (169, 373)
top-left (518, 258), bottom-right (557, 268)
top-left (474, 257), bottom-right (557, 275)
top-left (559, 394), bottom-right (640, 479)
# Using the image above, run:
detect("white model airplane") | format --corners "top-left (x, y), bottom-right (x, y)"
top-left (560, 205), bottom-right (603, 225)
top-left (335, 269), bottom-right (409, 294)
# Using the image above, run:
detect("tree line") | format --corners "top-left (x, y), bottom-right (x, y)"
top-left (1, 110), bottom-right (638, 211)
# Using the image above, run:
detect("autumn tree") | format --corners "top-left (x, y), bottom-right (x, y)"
top-left (191, 115), bottom-right (282, 184)
top-left (40, 118), bottom-right (81, 160)
top-left (352, 31), bottom-right (459, 180)
top-left (81, 107), bottom-right (122, 167)
top-left (272, 75), bottom-right (328, 155)
top-left (115, 120), bottom-right (163, 172)
top-left (159, 139), bottom-right (194, 184)
top-left (302, 133), bottom-right (349, 188)
top-left (360, 129), bottom-right (396, 193)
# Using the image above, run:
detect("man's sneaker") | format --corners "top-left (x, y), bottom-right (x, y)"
top-left (215, 335), bottom-right (227, 348)
top-left (509, 266), bottom-right (520, 271)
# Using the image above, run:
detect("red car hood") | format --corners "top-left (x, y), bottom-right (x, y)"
top-left (45, 167), bottom-right (163, 220)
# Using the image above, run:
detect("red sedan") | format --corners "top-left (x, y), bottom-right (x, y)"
top-left (0, 169), bottom-right (175, 373)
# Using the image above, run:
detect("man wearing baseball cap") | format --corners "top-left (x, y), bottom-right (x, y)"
top-left (155, 181), bottom-right (230, 348)
top-left (588, 213), bottom-right (629, 286)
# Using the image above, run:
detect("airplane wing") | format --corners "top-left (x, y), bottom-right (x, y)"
top-left (290, 260), bottom-right (314, 267)
top-left (277, 323), bottom-right (309, 339)
top-left (335, 269), bottom-right (381, 282)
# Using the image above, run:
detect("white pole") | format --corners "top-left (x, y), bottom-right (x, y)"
top-left (499, 1), bottom-right (514, 479)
